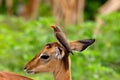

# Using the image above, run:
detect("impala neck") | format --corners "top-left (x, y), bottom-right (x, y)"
top-left (53, 57), bottom-right (71, 80)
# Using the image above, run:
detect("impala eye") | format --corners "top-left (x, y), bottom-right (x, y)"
top-left (40, 54), bottom-right (50, 60)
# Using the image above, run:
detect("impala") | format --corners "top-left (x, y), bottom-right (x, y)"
top-left (24, 39), bottom-right (95, 80)
top-left (0, 71), bottom-right (32, 80)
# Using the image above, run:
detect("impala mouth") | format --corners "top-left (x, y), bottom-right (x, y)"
top-left (24, 69), bottom-right (35, 74)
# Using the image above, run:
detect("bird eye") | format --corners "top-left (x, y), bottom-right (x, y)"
top-left (40, 55), bottom-right (50, 60)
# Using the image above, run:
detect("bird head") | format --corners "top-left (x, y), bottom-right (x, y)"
top-left (51, 26), bottom-right (62, 32)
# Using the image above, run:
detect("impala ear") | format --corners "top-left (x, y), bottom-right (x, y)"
top-left (70, 39), bottom-right (95, 52)
top-left (55, 47), bottom-right (65, 60)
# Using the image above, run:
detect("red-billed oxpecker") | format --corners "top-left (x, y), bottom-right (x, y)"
top-left (51, 26), bottom-right (73, 56)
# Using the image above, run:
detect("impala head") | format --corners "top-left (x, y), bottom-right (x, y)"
top-left (24, 39), bottom-right (95, 74)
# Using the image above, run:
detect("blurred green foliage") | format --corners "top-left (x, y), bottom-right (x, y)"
top-left (85, 0), bottom-right (105, 20)
top-left (0, 12), bottom-right (120, 80)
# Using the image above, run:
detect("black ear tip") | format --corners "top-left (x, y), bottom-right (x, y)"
top-left (85, 39), bottom-right (95, 46)
top-left (89, 39), bottom-right (95, 44)
top-left (79, 39), bottom-right (95, 51)
top-left (79, 39), bottom-right (95, 45)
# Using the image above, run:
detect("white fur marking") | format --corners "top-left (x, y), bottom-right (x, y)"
top-left (55, 47), bottom-right (62, 60)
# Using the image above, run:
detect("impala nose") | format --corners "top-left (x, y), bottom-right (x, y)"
top-left (24, 66), bottom-right (27, 72)
top-left (24, 67), bottom-right (27, 70)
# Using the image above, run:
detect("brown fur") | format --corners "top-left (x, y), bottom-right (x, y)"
top-left (0, 71), bottom-right (32, 80)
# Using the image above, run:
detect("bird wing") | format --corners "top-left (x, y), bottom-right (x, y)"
top-left (55, 32), bottom-right (72, 54)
